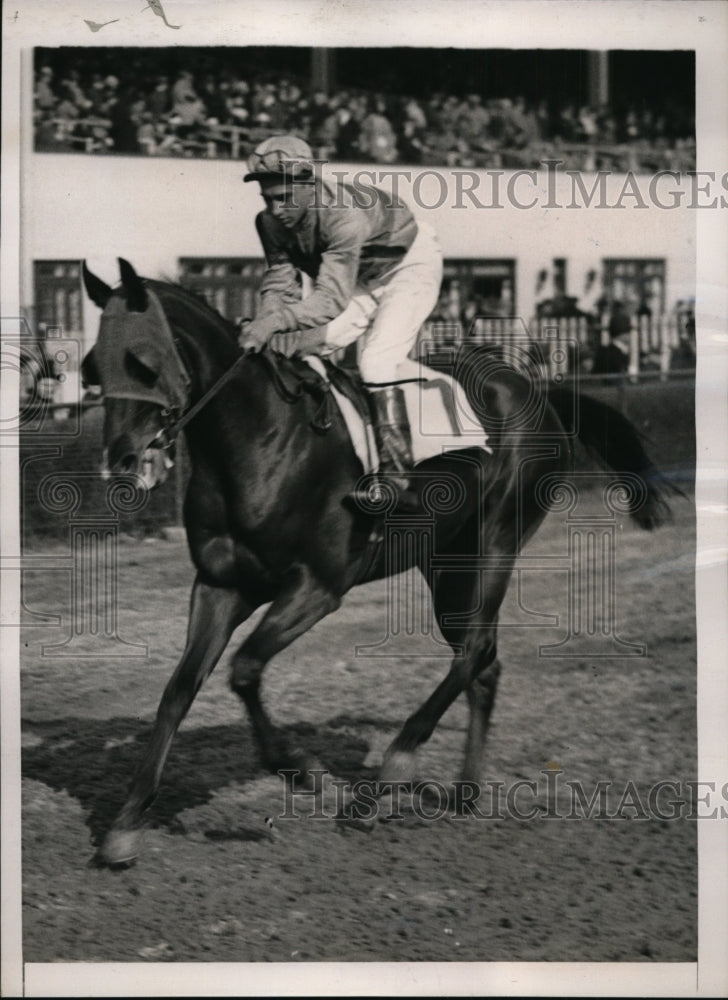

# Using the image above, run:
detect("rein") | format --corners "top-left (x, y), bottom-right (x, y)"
top-left (153, 344), bottom-right (334, 451)
top-left (163, 350), bottom-right (247, 437)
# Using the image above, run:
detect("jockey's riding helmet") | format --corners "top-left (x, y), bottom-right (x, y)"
top-left (243, 135), bottom-right (316, 183)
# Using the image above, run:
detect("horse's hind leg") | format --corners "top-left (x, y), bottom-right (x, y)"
top-left (462, 658), bottom-right (502, 783)
top-left (99, 577), bottom-right (250, 866)
top-left (379, 557), bottom-right (513, 788)
top-left (229, 563), bottom-right (340, 777)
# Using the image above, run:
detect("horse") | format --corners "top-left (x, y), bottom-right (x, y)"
top-left (81, 258), bottom-right (677, 865)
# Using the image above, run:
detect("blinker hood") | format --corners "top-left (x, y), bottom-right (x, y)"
top-left (95, 287), bottom-right (190, 412)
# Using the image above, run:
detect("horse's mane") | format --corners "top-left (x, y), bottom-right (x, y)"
top-left (146, 279), bottom-right (239, 346)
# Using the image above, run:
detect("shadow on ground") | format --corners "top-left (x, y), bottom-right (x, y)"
top-left (22, 714), bottom-right (375, 845)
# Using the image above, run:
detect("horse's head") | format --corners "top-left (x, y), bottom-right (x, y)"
top-left (82, 258), bottom-right (191, 490)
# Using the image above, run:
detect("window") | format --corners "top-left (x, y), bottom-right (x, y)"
top-left (602, 259), bottom-right (666, 315)
top-left (178, 258), bottom-right (267, 323)
top-left (34, 260), bottom-right (83, 334)
top-left (434, 259), bottom-right (516, 328)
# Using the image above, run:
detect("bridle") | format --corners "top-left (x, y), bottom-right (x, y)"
top-left (149, 349), bottom-right (249, 453)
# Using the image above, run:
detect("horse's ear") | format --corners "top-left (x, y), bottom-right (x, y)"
top-left (118, 257), bottom-right (148, 313)
top-left (81, 347), bottom-right (100, 387)
top-left (82, 261), bottom-right (112, 309)
top-left (125, 344), bottom-right (160, 385)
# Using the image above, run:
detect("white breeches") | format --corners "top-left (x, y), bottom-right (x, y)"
top-left (322, 221), bottom-right (443, 385)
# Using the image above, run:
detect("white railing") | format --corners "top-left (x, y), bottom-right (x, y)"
top-left (36, 117), bottom-right (694, 171)
top-left (420, 312), bottom-right (695, 380)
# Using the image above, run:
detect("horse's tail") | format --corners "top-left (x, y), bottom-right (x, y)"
top-left (547, 386), bottom-right (685, 530)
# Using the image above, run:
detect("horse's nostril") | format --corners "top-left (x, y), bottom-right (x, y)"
top-left (119, 453), bottom-right (138, 473)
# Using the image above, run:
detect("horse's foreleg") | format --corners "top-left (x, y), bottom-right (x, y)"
top-left (229, 564), bottom-right (340, 777)
top-left (99, 577), bottom-right (250, 865)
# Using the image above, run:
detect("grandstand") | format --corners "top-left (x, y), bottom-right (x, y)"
top-left (34, 47), bottom-right (695, 170)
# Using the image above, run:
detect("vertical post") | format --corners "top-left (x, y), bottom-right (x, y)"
top-left (628, 323), bottom-right (640, 381)
top-left (311, 48), bottom-right (333, 95)
top-left (600, 313), bottom-right (610, 348)
top-left (659, 314), bottom-right (671, 380)
top-left (588, 51), bottom-right (609, 107)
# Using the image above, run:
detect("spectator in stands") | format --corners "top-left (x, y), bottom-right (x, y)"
top-left (55, 85), bottom-right (82, 123)
top-left (336, 98), bottom-right (365, 159)
top-left (556, 103), bottom-right (578, 142)
top-left (311, 98), bottom-right (341, 157)
top-left (59, 69), bottom-right (91, 113)
top-left (256, 82), bottom-right (287, 129)
top-left (149, 75), bottom-right (171, 119)
top-left (503, 96), bottom-right (540, 149)
top-left (171, 76), bottom-right (207, 140)
top-left (200, 74), bottom-right (228, 124)
top-left (87, 74), bottom-right (110, 116)
top-left (137, 112), bottom-right (157, 155)
top-left (591, 302), bottom-right (632, 377)
top-left (607, 300), bottom-right (632, 339)
top-left (228, 94), bottom-right (250, 124)
top-left (595, 104), bottom-right (617, 144)
top-left (306, 88), bottom-right (331, 133)
top-left (35, 66), bottom-right (57, 110)
top-left (172, 70), bottom-right (196, 109)
top-left (403, 96), bottom-right (427, 132)
top-left (358, 95), bottom-right (398, 163)
top-left (108, 87), bottom-right (141, 154)
top-left (535, 100), bottom-right (551, 139)
top-left (456, 94), bottom-right (491, 152)
top-left (577, 105), bottom-right (599, 143)
top-left (398, 115), bottom-right (428, 164)
top-left (670, 316), bottom-right (696, 371)
top-left (34, 109), bottom-right (73, 151)
top-left (591, 333), bottom-right (630, 377)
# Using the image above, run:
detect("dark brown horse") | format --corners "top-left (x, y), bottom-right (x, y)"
top-left (82, 259), bottom-right (676, 865)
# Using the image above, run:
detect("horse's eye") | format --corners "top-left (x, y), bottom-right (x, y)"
top-left (81, 348), bottom-right (100, 387)
top-left (125, 348), bottom-right (159, 385)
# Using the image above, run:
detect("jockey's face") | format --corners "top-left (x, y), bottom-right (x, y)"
top-left (259, 178), bottom-right (315, 230)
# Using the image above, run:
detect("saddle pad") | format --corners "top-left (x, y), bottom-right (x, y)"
top-left (304, 357), bottom-right (491, 474)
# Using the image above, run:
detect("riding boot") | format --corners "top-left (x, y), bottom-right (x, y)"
top-left (346, 385), bottom-right (422, 515)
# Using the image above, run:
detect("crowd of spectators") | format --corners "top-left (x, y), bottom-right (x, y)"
top-left (34, 58), bottom-right (695, 171)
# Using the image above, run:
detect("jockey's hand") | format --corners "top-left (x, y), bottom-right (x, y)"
top-left (266, 327), bottom-right (328, 357)
top-left (238, 314), bottom-right (280, 352)
top-left (291, 327), bottom-right (327, 356)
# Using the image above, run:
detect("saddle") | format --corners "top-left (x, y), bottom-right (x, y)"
top-left (257, 346), bottom-right (491, 475)
top-left (256, 347), bottom-right (371, 434)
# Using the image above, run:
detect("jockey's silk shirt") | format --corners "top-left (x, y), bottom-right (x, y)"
top-left (255, 178), bottom-right (418, 333)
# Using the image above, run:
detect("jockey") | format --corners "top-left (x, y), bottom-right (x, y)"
top-left (240, 134), bottom-right (444, 512)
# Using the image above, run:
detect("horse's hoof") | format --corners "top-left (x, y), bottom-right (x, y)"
top-left (334, 806), bottom-right (378, 833)
top-left (276, 753), bottom-right (324, 789)
top-left (97, 827), bottom-right (144, 867)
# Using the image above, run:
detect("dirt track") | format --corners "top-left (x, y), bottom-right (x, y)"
top-left (21, 502), bottom-right (697, 963)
